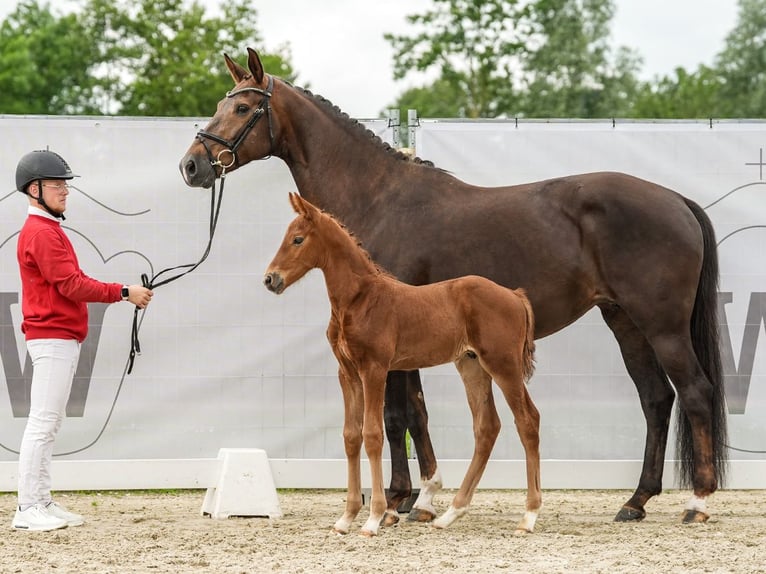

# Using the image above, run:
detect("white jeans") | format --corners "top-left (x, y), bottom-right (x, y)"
top-left (17, 338), bottom-right (80, 508)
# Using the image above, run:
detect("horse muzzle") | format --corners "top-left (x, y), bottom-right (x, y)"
top-left (179, 152), bottom-right (217, 189)
top-left (263, 271), bottom-right (286, 294)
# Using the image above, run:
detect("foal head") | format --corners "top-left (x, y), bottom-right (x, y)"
top-left (263, 193), bottom-right (328, 294)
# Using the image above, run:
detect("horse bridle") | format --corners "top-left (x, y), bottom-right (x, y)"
top-left (195, 74), bottom-right (275, 173)
top-left (127, 76), bottom-right (275, 374)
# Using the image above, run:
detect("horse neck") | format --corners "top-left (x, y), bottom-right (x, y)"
top-left (276, 87), bottom-right (398, 224)
top-left (315, 220), bottom-right (380, 309)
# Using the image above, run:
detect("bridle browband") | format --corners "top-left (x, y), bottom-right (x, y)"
top-left (195, 74), bottom-right (275, 171)
top-left (127, 75), bottom-right (275, 374)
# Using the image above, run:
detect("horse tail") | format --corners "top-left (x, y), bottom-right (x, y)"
top-left (676, 197), bottom-right (728, 488)
top-left (516, 288), bottom-right (536, 382)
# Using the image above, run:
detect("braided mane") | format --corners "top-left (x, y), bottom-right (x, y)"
top-left (286, 81), bottom-right (435, 168)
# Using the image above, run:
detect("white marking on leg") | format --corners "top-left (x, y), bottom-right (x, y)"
top-left (411, 467), bottom-right (443, 516)
top-left (432, 505), bottom-right (467, 529)
top-left (514, 510), bottom-right (538, 534)
top-left (333, 515), bottom-right (353, 534)
top-left (361, 514), bottom-right (382, 536)
top-left (685, 495), bottom-right (707, 513)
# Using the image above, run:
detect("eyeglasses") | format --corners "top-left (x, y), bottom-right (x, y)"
top-left (42, 183), bottom-right (70, 191)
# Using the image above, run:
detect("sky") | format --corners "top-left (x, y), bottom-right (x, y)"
top-left (0, 0), bottom-right (741, 118)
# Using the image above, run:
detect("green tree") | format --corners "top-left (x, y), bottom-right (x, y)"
top-left (714, 0), bottom-right (766, 117)
top-left (0, 0), bottom-right (296, 116)
top-left (385, 0), bottom-right (533, 118)
top-left (83, 0), bottom-right (295, 117)
top-left (385, 0), bottom-right (641, 119)
top-left (0, 1), bottom-right (102, 114)
top-left (518, 0), bottom-right (642, 117)
top-left (630, 65), bottom-right (722, 119)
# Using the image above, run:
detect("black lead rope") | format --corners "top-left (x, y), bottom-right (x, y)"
top-left (127, 175), bottom-right (227, 373)
top-left (127, 76), bottom-right (274, 373)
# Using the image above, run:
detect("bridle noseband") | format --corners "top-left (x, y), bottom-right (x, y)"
top-left (196, 74), bottom-right (275, 174)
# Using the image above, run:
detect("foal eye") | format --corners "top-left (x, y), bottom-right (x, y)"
top-left (236, 104), bottom-right (249, 114)
top-left (292, 236), bottom-right (304, 245)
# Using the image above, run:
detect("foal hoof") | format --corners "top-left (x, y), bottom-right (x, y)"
top-left (614, 505), bottom-right (646, 522)
top-left (681, 509), bottom-right (710, 524)
top-left (407, 508), bottom-right (437, 523)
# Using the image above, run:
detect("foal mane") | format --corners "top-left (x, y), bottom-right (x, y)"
top-left (318, 206), bottom-right (397, 279)
top-left (286, 80), bottom-right (436, 168)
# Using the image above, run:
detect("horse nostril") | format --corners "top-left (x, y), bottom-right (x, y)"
top-left (263, 274), bottom-right (272, 287)
top-left (185, 158), bottom-right (197, 176)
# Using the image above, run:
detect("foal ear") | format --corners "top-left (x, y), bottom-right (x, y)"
top-left (289, 193), bottom-right (316, 221)
top-left (246, 47), bottom-right (265, 84)
top-left (224, 52), bottom-right (249, 84)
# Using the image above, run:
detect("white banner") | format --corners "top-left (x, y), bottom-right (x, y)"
top-left (0, 117), bottom-right (763, 484)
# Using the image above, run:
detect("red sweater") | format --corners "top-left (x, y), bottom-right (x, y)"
top-left (17, 211), bottom-right (122, 342)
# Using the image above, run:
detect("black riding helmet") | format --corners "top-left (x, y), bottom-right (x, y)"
top-left (16, 149), bottom-right (78, 193)
top-left (15, 150), bottom-right (78, 219)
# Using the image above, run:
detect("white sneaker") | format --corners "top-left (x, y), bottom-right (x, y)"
top-left (46, 502), bottom-right (84, 527)
top-left (12, 504), bottom-right (68, 531)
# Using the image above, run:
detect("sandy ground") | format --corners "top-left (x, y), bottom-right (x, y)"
top-left (0, 489), bottom-right (764, 574)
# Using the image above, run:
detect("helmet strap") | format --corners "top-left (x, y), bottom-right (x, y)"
top-left (33, 181), bottom-right (65, 221)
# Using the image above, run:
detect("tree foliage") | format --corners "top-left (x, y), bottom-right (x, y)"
top-left (0, 0), bottom-right (295, 116)
top-left (386, 0), bottom-right (641, 119)
top-left (387, 0), bottom-right (766, 119)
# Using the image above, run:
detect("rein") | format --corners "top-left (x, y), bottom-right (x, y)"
top-left (128, 76), bottom-right (274, 373)
top-left (128, 175), bottom-right (225, 373)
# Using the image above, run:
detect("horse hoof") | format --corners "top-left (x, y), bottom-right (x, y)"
top-left (513, 527), bottom-right (533, 536)
top-left (614, 505), bottom-right (646, 522)
top-left (332, 527), bottom-right (348, 536)
top-left (359, 529), bottom-right (376, 537)
top-left (383, 511), bottom-right (400, 527)
top-left (681, 509), bottom-right (710, 523)
top-left (407, 508), bottom-right (437, 523)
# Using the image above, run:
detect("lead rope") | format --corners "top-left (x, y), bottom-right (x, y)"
top-left (127, 170), bottom-right (228, 373)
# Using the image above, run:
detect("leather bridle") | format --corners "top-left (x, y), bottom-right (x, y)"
top-left (128, 76), bottom-right (275, 374)
top-left (195, 74), bottom-right (275, 172)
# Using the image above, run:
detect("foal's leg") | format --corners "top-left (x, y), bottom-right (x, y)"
top-left (332, 363), bottom-right (365, 535)
top-left (359, 363), bottom-right (391, 537)
top-left (493, 374), bottom-right (542, 534)
top-left (432, 354), bottom-right (499, 529)
top-left (600, 305), bottom-right (676, 522)
top-left (384, 370), bottom-right (440, 525)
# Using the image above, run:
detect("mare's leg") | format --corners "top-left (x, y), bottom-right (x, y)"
top-left (383, 370), bottom-right (440, 524)
top-left (645, 330), bottom-right (719, 523)
top-left (360, 363), bottom-right (391, 537)
top-left (600, 304), bottom-right (675, 521)
top-left (332, 362), bottom-right (365, 535)
top-left (432, 354), bottom-right (499, 529)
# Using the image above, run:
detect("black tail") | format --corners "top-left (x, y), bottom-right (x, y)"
top-left (676, 198), bottom-right (728, 488)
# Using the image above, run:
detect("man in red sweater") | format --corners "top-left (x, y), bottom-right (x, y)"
top-left (12, 150), bottom-right (153, 531)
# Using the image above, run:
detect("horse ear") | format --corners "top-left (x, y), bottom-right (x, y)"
top-left (224, 52), bottom-right (249, 83)
top-left (290, 193), bottom-right (317, 221)
top-left (246, 47), bottom-right (265, 84)
top-left (289, 192), bottom-right (303, 215)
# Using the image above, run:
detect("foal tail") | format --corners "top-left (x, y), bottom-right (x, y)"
top-left (516, 288), bottom-right (536, 382)
top-left (676, 198), bottom-right (728, 488)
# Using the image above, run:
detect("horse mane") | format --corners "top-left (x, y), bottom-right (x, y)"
top-left (319, 207), bottom-right (398, 279)
top-left (286, 80), bottom-right (436, 168)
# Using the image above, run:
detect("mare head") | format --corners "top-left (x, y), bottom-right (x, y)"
top-left (263, 193), bottom-right (326, 294)
top-left (180, 47), bottom-right (275, 188)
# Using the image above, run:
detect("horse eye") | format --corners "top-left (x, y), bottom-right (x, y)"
top-left (236, 104), bottom-right (249, 114)
top-left (293, 236), bottom-right (304, 245)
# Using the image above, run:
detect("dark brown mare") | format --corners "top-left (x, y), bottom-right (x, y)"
top-left (264, 193), bottom-right (539, 536)
top-left (180, 48), bottom-right (727, 525)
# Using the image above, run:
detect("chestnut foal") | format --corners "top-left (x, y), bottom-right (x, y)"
top-left (264, 193), bottom-right (540, 536)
